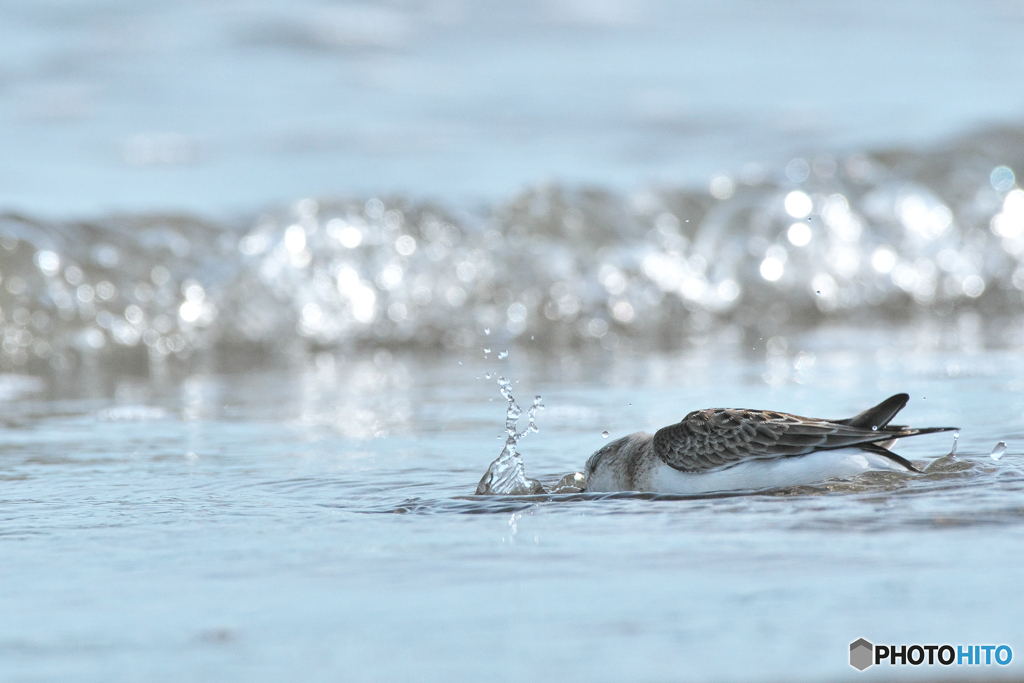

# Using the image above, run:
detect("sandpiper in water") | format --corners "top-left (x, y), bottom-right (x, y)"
top-left (584, 394), bottom-right (956, 494)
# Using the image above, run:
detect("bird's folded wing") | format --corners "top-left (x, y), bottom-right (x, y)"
top-left (653, 408), bottom-right (930, 472)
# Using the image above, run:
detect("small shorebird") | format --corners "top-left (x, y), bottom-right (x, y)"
top-left (584, 394), bottom-right (955, 494)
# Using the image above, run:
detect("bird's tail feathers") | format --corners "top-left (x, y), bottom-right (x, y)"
top-left (838, 393), bottom-right (909, 430)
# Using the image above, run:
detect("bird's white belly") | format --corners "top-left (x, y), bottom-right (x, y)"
top-left (647, 448), bottom-right (912, 494)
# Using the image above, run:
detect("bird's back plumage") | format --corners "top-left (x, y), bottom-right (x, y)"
top-left (584, 394), bottom-right (956, 493)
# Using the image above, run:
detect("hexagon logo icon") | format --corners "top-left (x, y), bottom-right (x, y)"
top-left (850, 638), bottom-right (874, 671)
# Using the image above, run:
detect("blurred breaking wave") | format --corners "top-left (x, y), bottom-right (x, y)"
top-left (3, 126), bottom-right (1024, 374)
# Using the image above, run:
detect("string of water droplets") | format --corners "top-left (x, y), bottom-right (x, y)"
top-left (473, 329), bottom-right (586, 494)
top-left (475, 376), bottom-right (544, 495)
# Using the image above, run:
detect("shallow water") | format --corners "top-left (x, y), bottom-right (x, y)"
top-left (3, 331), bottom-right (1023, 682)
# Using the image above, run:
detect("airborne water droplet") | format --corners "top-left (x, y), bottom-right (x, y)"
top-left (602, 431), bottom-right (610, 439)
top-left (498, 350), bottom-right (508, 360)
top-left (485, 372), bottom-right (491, 379)
top-left (484, 348), bottom-right (491, 355)
top-left (990, 441), bottom-right (1008, 460)
top-left (484, 327), bottom-right (490, 335)
top-left (949, 429), bottom-right (960, 458)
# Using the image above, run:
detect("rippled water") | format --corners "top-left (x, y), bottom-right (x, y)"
top-left (3, 330), bottom-right (1024, 681)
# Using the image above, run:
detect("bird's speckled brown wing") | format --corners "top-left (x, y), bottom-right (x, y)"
top-left (653, 407), bottom-right (936, 472)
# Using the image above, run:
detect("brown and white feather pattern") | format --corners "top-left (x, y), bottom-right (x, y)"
top-left (652, 408), bottom-right (939, 472)
top-left (582, 394), bottom-right (957, 493)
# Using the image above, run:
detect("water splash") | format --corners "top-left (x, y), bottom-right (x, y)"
top-left (923, 429), bottom-right (968, 474)
top-left (475, 377), bottom-right (545, 495)
top-left (549, 472), bottom-right (586, 494)
top-left (990, 441), bottom-right (1008, 460)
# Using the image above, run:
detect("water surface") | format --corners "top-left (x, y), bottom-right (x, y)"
top-left (2, 332), bottom-right (1022, 682)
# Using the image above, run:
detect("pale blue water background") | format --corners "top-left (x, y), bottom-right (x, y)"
top-left (3, 331), bottom-right (1024, 682)
top-left (2, 0), bottom-right (1024, 217)
top-left (3, 1), bottom-right (1024, 681)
